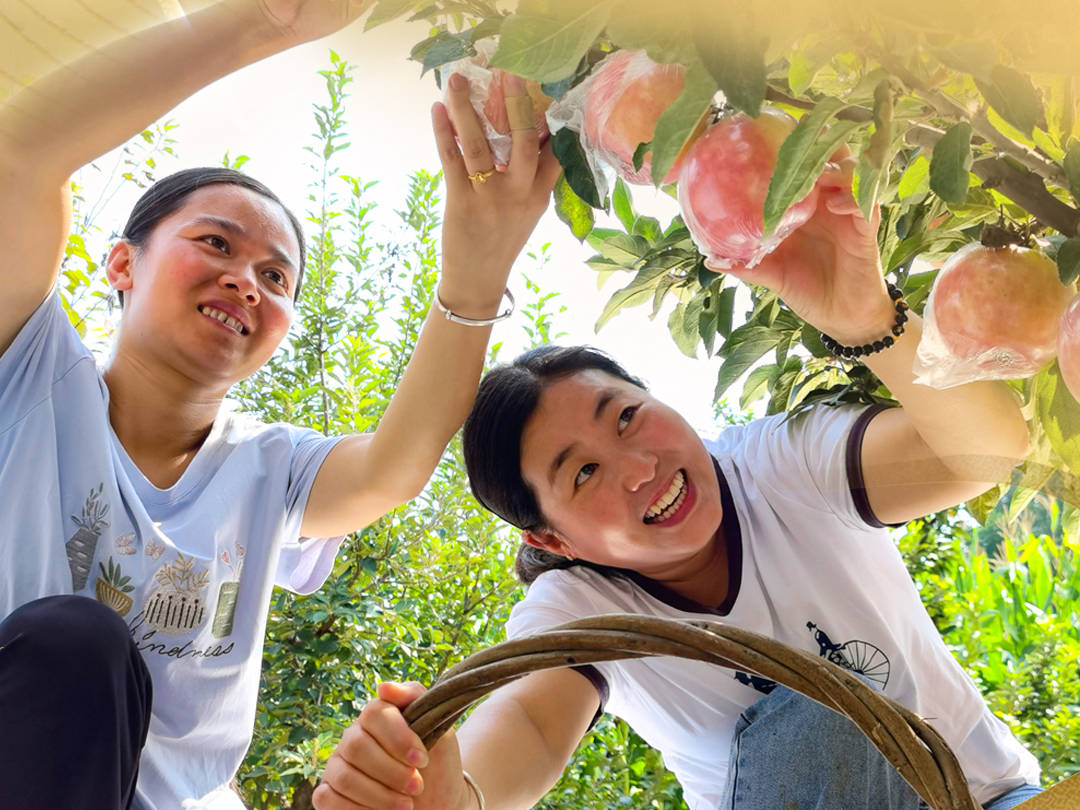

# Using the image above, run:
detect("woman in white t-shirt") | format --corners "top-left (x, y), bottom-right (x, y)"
top-left (314, 161), bottom-right (1044, 809)
top-left (0, 2), bottom-right (558, 808)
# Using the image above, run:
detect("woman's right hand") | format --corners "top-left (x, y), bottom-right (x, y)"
top-left (313, 682), bottom-right (475, 810)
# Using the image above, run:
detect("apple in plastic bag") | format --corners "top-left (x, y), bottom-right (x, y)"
top-left (583, 49), bottom-right (686, 185)
top-left (677, 107), bottom-right (819, 268)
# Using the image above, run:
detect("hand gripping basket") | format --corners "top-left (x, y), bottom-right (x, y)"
top-left (403, 614), bottom-right (1079, 810)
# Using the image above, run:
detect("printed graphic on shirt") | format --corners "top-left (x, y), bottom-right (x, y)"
top-left (212, 544), bottom-right (245, 638)
top-left (66, 483), bottom-right (110, 590)
top-left (145, 537), bottom-right (165, 560)
top-left (734, 620), bottom-right (892, 695)
top-left (806, 621), bottom-right (891, 688)
top-left (144, 553), bottom-right (211, 635)
top-left (115, 532), bottom-right (136, 555)
top-left (95, 556), bottom-right (135, 616)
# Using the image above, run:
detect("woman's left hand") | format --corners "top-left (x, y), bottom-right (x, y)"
top-left (716, 158), bottom-right (896, 346)
top-left (434, 72), bottom-right (562, 319)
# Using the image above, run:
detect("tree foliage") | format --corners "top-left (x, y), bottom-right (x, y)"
top-left (57, 43), bottom-right (1080, 810)
top-left (370, 0), bottom-right (1080, 529)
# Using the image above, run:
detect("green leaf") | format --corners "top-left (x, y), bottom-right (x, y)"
top-left (553, 175), bottom-right (595, 242)
top-left (667, 297), bottom-right (703, 358)
top-left (699, 285), bottom-right (735, 355)
top-left (974, 66), bottom-right (1045, 136)
top-left (691, 11), bottom-right (766, 117)
top-left (551, 128), bottom-right (603, 208)
top-left (897, 155), bottom-right (930, 200)
top-left (1035, 364), bottom-right (1080, 475)
top-left (586, 228), bottom-right (648, 264)
top-left (421, 34), bottom-right (475, 76)
top-left (490, 1), bottom-right (613, 83)
top-left (365, 0), bottom-right (420, 30)
top-left (763, 99), bottom-right (862, 236)
top-left (1063, 142), bottom-right (1080, 204)
top-left (713, 325), bottom-right (782, 400)
top-left (632, 140), bottom-right (651, 173)
top-left (929, 122), bottom-right (973, 206)
top-left (612, 179), bottom-right (636, 232)
top-left (649, 60), bottom-right (717, 187)
top-left (605, 0), bottom-right (696, 66)
top-left (596, 265), bottom-right (668, 329)
top-left (1056, 237), bottom-right (1080, 286)
top-left (853, 158), bottom-right (884, 222)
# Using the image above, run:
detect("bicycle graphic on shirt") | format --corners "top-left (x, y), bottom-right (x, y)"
top-left (805, 621), bottom-right (891, 689)
top-left (734, 622), bottom-right (891, 695)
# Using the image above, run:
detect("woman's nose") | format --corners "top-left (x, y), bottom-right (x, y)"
top-left (621, 448), bottom-right (658, 492)
top-left (221, 267), bottom-right (259, 304)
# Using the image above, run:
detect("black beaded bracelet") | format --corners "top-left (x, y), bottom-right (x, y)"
top-left (820, 281), bottom-right (909, 360)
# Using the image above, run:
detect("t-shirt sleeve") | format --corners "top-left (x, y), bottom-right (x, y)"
top-left (0, 293), bottom-right (93, 434)
top-left (506, 571), bottom-right (612, 712)
top-left (718, 404), bottom-right (890, 531)
top-left (274, 426), bottom-right (347, 594)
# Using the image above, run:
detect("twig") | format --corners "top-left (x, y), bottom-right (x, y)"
top-left (905, 125), bottom-right (1080, 237)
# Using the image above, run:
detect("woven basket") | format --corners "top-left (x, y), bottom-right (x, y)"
top-left (404, 614), bottom-right (1075, 810)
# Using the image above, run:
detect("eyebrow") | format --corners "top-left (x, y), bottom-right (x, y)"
top-left (188, 215), bottom-right (298, 275)
top-left (547, 388), bottom-right (620, 486)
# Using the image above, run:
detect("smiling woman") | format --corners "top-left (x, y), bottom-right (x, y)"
top-left (0, 2), bottom-right (559, 809)
top-left (314, 147), bottom-right (1041, 810)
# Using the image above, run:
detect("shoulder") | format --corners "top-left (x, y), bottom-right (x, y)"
top-left (703, 404), bottom-right (877, 458)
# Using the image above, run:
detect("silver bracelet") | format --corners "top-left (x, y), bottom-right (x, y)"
top-left (461, 769), bottom-right (486, 810)
top-left (435, 287), bottom-right (515, 327)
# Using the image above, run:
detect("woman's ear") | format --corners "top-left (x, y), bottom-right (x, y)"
top-left (105, 241), bottom-right (136, 294)
top-left (521, 528), bottom-right (574, 559)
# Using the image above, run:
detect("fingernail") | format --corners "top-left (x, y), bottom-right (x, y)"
top-left (407, 748), bottom-right (428, 767)
top-left (395, 799), bottom-right (412, 810)
top-left (505, 73), bottom-right (525, 93)
top-left (406, 774), bottom-right (422, 795)
top-left (449, 73), bottom-right (466, 91)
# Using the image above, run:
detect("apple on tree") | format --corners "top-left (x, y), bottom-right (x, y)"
top-left (583, 49), bottom-right (686, 185)
top-left (677, 106), bottom-right (820, 269)
top-left (915, 242), bottom-right (1076, 388)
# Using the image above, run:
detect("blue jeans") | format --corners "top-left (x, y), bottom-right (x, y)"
top-left (721, 686), bottom-right (1042, 810)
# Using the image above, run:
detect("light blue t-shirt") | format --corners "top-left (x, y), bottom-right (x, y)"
top-left (0, 294), bottom-right (344, 809)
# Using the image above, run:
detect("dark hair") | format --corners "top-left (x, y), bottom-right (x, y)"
top-left (117, 167), bottom-right (306, 305)
top-left (462, 345), bottom-right (647, 583)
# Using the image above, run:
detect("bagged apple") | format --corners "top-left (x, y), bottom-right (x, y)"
top-left (678, 107), bottom-right (820, 268)
top-left (914, 243), bottom-right (1075, 388)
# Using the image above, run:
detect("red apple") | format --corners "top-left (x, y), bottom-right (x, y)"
top-left (921, 244), bottom-right (1074, 384)
top-left (677, 107), bottom-right (819, 267)
top-left (583, 49), bottom-right (686, 185)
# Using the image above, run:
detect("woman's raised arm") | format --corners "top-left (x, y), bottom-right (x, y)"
top-left (0, 0), bottom-right (368, 353)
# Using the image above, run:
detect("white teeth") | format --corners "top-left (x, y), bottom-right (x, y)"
top-left (200, 306), bottom-right (246, 334)
top-left (645, 470), bottom-right (686, 521)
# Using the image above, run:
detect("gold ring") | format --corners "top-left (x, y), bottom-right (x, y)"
top-left (468, 168), bottom-right (497, 184)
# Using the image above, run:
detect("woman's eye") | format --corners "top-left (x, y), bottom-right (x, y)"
top-left (204, 235), bottom-right (229, 252)
top-left (574, 463), bottom-right (597, 488)
top-left (617, 406), bottom-right (637, 431)
top-left (264, 268), bottom-right (288, 289)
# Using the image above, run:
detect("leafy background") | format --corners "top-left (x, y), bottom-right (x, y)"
top-left (57, 19), bottom-right (1080, 809)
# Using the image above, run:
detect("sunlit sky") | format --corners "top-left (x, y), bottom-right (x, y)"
top-left (74, 15), bottom-right (732, 433)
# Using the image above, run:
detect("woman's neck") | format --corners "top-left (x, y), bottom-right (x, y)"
top-left (103, 351), bottom-right (226, 489)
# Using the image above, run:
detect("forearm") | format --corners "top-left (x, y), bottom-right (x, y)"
top-left (456, 694), bottom-right (577, 810)
top-left (362, 268), bottom-right (508, 500)
top-left (0, 2), bottom-right (288, 180)
top-left (861, 313), bottom-right (1029, 479)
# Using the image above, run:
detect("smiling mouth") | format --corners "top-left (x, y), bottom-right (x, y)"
top-left (644, 469), bottom-right (688, 524)
top-left (199, 305), bottom-right (248, 335)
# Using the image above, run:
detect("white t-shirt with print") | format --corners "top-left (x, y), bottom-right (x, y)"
top-left (0, 294), bottom-right (345, 809)
top-left (506, 405), bottom-right (1039, 810)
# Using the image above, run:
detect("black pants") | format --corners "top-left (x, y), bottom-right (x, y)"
top-left (0, 595), bottom-right (152, 810)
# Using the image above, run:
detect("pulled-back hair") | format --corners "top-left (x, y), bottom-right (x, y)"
top-left (118, 167), bottom-right (306, 304)
top-left (462, 345), bottom-right (646, 583)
